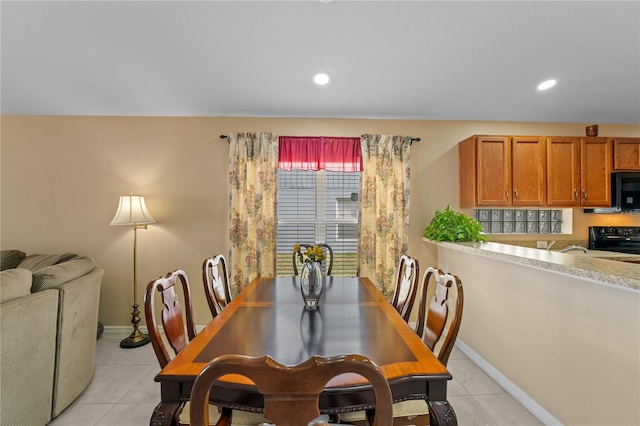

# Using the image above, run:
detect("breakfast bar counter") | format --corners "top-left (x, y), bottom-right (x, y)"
top-left (432, 239), bottom-right (640, 426)
top-left (429, 240), bottom-right (640, 291)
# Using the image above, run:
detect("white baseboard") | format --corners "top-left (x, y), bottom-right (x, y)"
top-left (103, 326), bottom-right (135, 334)
top-left (455, 339), bottom-right (563, 426)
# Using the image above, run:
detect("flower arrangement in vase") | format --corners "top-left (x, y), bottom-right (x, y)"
top-left (293, 244), bottom-right (325, 309)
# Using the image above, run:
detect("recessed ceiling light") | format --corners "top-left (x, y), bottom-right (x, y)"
top-left (314, 73), bottom-right (330, 85)
top-left (538, 79), bottom-right (556, 91)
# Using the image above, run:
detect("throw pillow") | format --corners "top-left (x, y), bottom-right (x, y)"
top-left (0, 268), bottom-right (33, 303)
top-left (0, 250), bottom-right (27, 271)
top-left (31, 255), bottom-right (95, 292)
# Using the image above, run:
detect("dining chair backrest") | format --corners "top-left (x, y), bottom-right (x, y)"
top-left (189, 354), bottom-right (393, 426)
top-left (202, 254), bottom-right (232, 318)
top-left (144, 269), bottom-right (197, 368)
top-left (390, 254), bottom-right (420, 323)
top-left (293, 243), bottom-right (334, 276)
top-left (414, 266), bottom-right (464, 366)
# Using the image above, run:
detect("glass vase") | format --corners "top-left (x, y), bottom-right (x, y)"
top-left (300, 261), bottom-right (323, 309)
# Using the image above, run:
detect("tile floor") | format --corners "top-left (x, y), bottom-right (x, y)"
top-left (48, 332), bottom-right (543, 426)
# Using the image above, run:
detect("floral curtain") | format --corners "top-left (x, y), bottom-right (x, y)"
top-left (358, 134), bottom-right (412, 298)
top-left (228, 132), bottom-right (279, 295)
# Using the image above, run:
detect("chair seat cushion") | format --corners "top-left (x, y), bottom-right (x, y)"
top-left (338, 399), bottom-right (428, 422)
top-left (178, 401), bottom-right (270, 425)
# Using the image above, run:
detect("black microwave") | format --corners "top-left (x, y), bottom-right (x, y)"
top-left (611, 172), bottom-right (640, 211)
top-left (584, 172), bottom-right (640, 213)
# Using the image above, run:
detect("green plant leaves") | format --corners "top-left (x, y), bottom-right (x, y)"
top-left (423, 205), bottom-right (487, 242)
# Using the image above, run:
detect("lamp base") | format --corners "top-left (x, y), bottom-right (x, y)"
top-left (120, 329), bottom-right (151, 348)
top-left (120, 303), bottom-right (150, 348)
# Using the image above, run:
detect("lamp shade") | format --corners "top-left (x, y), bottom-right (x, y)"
top-left (110, 194), bottom-right (156, 225)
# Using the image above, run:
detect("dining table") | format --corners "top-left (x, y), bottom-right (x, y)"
top-left (150, 276), bottom-right (458, 426)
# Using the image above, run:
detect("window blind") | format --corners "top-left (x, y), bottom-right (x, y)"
top-left (276, 169), bottom-right (359, 276)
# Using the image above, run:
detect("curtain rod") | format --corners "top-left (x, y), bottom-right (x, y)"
top-left (219, 135), bottom-right (421, 144)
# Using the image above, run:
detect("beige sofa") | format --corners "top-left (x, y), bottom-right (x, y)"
top-left (0, 250), bottom-right (103, 426)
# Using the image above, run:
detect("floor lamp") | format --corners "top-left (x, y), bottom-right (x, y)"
top-left (110, 192), bottom-right (156, 348)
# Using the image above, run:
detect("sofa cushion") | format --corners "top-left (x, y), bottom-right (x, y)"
top-left (18, 253), bottom-right (78, 272)
top-left (0, 250), bottom-right (27, 271)
top-left (31, 256), bottom-right (95, 292)
top-left (0, 268), bottom-right (33, 303)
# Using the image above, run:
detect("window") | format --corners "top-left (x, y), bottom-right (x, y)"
top-left (276, 169), bottom-right (360, 276)
top-left (276, 136), bottom-right (362, 277)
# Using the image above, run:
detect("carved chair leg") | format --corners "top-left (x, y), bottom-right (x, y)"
top-left (150, 402), bottom-right (181, 426)
top-left (428, 400), bottom-right (457, 426)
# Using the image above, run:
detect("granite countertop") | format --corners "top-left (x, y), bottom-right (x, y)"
top-left (428, 239), bottom-right (640, 291)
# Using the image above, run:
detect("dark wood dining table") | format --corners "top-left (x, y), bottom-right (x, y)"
top-left (151, 276), bottom-right (457, 426)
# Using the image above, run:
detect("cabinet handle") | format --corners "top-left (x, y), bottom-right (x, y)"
top-left (583, 189), bottom-right (587, 202)
top-left (573, 189), bottom-right (578, 201)
top-left (514, 188), bottom-right (519, 201)
top-left (505, 188), bottom-right (509, 201)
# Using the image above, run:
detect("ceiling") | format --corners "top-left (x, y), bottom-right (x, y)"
top-left (2, 1), bottom-right (639, 124)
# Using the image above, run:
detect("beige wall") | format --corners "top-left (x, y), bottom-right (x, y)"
top-left (437, 244), bottom-right (640, 426)
top-left (1, 116), bottom-right (639, 326)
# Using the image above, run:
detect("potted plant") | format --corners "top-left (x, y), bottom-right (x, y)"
top-left (423, 205), bottom-right (487, 242)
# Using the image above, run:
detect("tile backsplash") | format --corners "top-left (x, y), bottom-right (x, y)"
top-left (474, 208), bottom-right (563, 234)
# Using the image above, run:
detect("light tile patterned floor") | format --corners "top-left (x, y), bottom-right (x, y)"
top-left (48, 332), bottom-right (543, 426)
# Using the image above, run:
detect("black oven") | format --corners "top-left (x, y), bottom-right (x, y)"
top-left (588, 226), bottom-right (640, 254)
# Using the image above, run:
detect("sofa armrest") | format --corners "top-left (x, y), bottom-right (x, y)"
top-left (31, 256), bottom-right (96, 293)
top-left (51, 265), bottom-right (104, 417)
top-left (0, 289), bottom-right (59, 426)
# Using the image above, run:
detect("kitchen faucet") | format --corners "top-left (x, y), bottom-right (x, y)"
top-left (560, 245), bottom-right (588, 253)
top-left (547, 241), bottom-right (588, 253)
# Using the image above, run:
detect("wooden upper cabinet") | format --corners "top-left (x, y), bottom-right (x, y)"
top-left (613, 138), bottom-right (640, 170)
top-left (581, 137), bottom-right (612, 207)
top-left (458, 135), bottom-right (545, 207)
top-left (546, 137), bottom-right (611, 207)
top-left (458, 136), bottom-right (478, 208)
top-left (511, 137), bottom-right (546, 206)
top-left (476, 136), bottom-right (511, 206)
top-left (459, 134), bottom-right (614, 208)
top-left (547, 137), bottom-right (581, 206)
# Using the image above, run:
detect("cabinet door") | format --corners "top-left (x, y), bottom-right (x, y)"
top-left (581, 138), bottom-right (612, 207)
top-left (547, 137), bottom-right (580, 206)
top-left (511, 137), bottom-right (546, 206)
top-left (613, 138), bottom-right (640, 170)
top-left (476, 136), bottom-right (511, 206)
top-left (458, 136), bottom-right (477, 208)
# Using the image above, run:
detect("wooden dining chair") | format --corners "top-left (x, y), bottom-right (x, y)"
top-left (340, 267), bottom-right (464, 426)
top-left (202, 254), bottom-right (232, 318)
top-left (390, 254), bottom-right (420, 323)
top-left (144, 270), bottom-right (216, 425)
top-left (144, 270), bottom-right (268, 426)
top-left (144, 269), bottom-right (197, 369)
top-left (190, 354), bottom-right (393, 426)
top-left (414, 267), bottom-right (464, 366)
top-left (293, 243), bottom-right (334, 276)
top-left (389, 267), bottom-right (465, 426)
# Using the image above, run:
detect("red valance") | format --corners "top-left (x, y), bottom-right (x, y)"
top-left (278, 136), bottom-right (362, 172)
